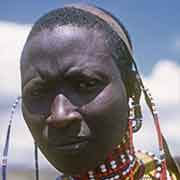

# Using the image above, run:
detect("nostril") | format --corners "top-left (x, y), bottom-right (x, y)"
top-left (46, 111), bottom-right (83, 128)
top-left (46, 114), bottom-right (69, 128)
top-left (68, 111), bottom-right (83, 121)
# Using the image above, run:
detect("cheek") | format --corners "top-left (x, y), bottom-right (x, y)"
top-left (22, 102), bottom-right (45, 142)
top-left (81, 83), bottom-right (128, 115)
top-left (80, 83), bottom-right (128, 133)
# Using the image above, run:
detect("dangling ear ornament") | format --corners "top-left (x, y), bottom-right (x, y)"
top-left (131, 104), bottom-right (142, 133)
top-left (1, 96), bottom-right (40, 180)
top-left (1, 96), bottom-right (21, 180)
top-left (128, 72), bottom-right (143, 133)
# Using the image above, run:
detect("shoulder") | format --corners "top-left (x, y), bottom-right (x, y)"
top-left (136, 150), bottom-right (178, 180)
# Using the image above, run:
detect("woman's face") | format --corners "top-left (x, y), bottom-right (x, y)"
top-left (21, 25), bottom-right (128, 175)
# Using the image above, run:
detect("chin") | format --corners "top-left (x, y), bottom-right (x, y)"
top-left (44, 147), bottom-right (108, 175)
top-left (49, 158), bottom-right (100, 175)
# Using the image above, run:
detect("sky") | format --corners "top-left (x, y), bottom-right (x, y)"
top-left (0, 0), bottom-right (180, 173)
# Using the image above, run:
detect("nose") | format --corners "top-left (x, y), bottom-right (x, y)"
top-left (46, 94), bottom-right (82, 128)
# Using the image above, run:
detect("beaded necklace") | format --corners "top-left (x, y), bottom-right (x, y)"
top-left (56, 133), bottom-right (145, 180)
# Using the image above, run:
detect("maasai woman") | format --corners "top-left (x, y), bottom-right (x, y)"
top-left (2, 3), bottom-right (180, 180)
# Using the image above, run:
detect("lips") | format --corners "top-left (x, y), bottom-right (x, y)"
top-left (48, 136), bottom-right (92, 152)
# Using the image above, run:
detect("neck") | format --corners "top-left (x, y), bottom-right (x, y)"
top-left (68, 133), bottom-right (144, 180)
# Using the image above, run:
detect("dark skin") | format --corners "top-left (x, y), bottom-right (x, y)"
top-left (21, 25), bottom-right (129, 175)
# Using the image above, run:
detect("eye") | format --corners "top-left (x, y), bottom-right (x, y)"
top-left (29, 86), bottom-right (46, 98)
top-left (76, 79), bottom-right (100, 92)
top-left (64, 72), bottom-right (108, 94)
top-left (30, 89), bottom-right (40, 97)
top-left (23, 84), bottom-right (53, 114)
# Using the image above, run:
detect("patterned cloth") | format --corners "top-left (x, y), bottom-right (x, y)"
top-left (136, 151), bottom-right (177, 180)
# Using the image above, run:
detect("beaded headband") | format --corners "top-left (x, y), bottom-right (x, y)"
top-left (65, 4), bottom-right (133, 57)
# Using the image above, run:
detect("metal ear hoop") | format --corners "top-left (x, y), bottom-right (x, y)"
top-left (1, 96), bottom-right (21, 180)
top-left (1, 96), bottom-right (40, 180)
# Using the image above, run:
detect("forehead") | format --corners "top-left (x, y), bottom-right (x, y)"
top-left (21, 26), bottom-right (120, 83)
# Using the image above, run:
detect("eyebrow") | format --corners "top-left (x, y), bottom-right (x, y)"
top-left (64, 67), bottom-right (109, 81)
top-left (22, 77), bottom-right (44, 89)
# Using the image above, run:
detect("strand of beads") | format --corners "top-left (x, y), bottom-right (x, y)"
top-left (144, 89), bottom-right (168, 180)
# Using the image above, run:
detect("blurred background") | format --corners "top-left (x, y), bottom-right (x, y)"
top-left (0, 0), bottom-right (180, 179)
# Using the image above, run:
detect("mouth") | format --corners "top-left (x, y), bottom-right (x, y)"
top-left (48, 137), bottom-right (92, 152)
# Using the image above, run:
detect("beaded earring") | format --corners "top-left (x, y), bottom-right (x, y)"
top-left (129, 100), bottom-right (142, 133)
top-left (127, 70), bottom-right (143, 133)
top-left (129, 60), bottom-right (170, 179)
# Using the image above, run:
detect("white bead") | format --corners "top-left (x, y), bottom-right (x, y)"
top-left (155, 172), bottom-right (161, 179)
top-left (101, 168), bottom-right (107, 173)
top-left (122, 171), bottom-right (126, 176)
top-left (110, 177), bottom-right (114, 180)
top-left (157, 166), bottom-right (161, 172)
top-left (88, 171), bottom-right (93, 176)
top-left (153, 156), bottom-right (158, 161)
top-left (148, 152), bottom-right (153, 156)
top-left (130, 163), bottom-right (133, 168)
top-left (156, 159), bottom-right (161, 165)
top-left (126, 166), bottom-right (130, 173)
top-left (153, 111), bottom-right (158, 115)
top-left (160, 150), bottom-right (165, 156)
top-left (111, 164), bottom-right (117, 169)
top-left (90, 178), bottom-right (95, 180)
top-left (110, 160), bottom-right (116, 165)
top-left (114, 175), bottom-right (119, 179)
top-left (122, 158), bottom-right (126, 163)
top-left (151, 99), bottom-right (155, 103)
top-left (132, 120), bottom-right (136, 127)
top-left (129, 155), bottom-right (133, 161)
top-left (100, 164), bottom-right (106, 169)
top-left (100, 164), bottom-right (107, 172)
